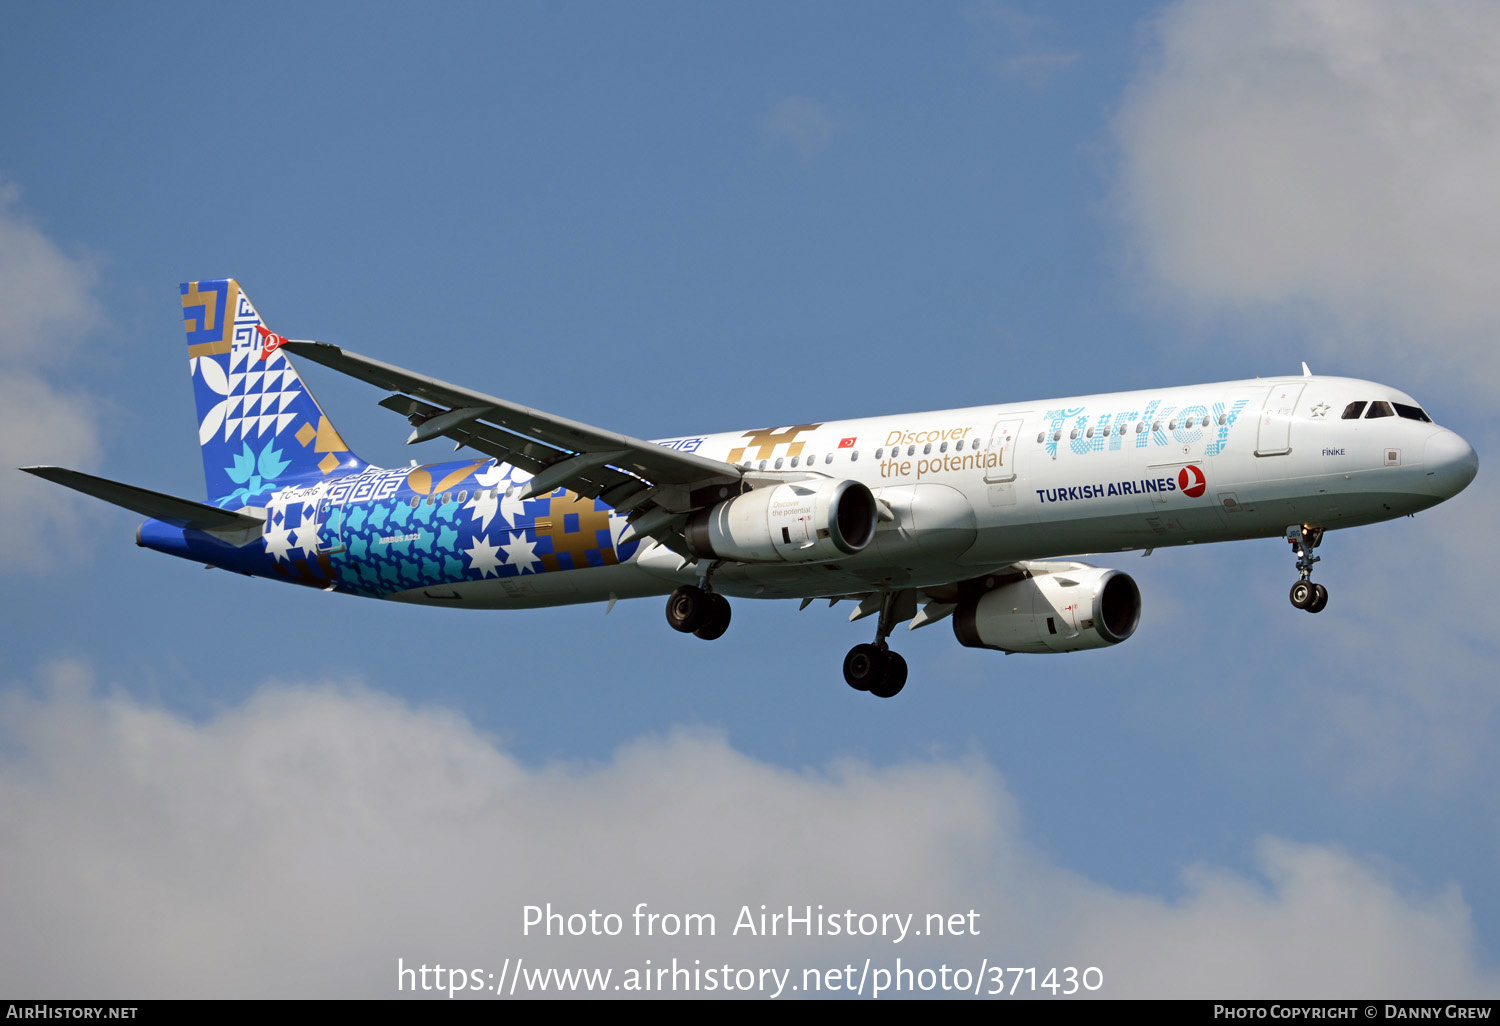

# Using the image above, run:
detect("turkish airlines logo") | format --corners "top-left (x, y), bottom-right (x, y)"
top-left (1177, 465), bottom-right (1206, 498)
top-left (256, 324), bottom-right (289, 362)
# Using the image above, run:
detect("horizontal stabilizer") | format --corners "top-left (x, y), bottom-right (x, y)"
top-left (20, 466), bottom-right (266, 532)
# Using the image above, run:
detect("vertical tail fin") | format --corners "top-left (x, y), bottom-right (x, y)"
top-left (180, 279), bottom-right (367, 504)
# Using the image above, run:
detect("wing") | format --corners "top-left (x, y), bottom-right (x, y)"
top-left (281, 340), bottom-right (742, 544)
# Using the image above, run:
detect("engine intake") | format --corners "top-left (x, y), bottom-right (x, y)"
top-left (953, 567), bottom-right (1141, 654)
top-left (685, 478), bottom-right (878, 564)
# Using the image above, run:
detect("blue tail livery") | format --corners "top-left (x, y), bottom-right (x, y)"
top-left (181, 279), bottom-right (367, 503)
top-left (19, 281), bottom-right (1478, 698)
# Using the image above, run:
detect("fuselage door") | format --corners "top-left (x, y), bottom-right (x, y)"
top-left (984, 417), bottom-right (1023, 484)
top-left (1255, 383), bottom-right (1306, 457)
top-left (318, 487), bottom-right (349, 554)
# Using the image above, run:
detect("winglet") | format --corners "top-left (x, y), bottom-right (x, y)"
top-left (1302, 361), bottom-right (1313, 377)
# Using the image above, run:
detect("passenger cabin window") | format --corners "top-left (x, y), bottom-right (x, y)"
top-left (1365, 401), bottom-right (1395, 419)
top-left (1394, 403), bottom-right (1432, 423)
top-left (1342, 401), bottom-right (1367, 419)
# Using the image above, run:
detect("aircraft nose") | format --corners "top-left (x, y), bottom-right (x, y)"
top-left (1424, 429), bottom-right (1479, 498)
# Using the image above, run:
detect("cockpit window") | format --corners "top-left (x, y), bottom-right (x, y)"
top-left (1394, 403), bottom-right (1432, 423)
top-left (1365, 401), bottom-right (1395, 419)
top-left (1341, 401), bottom-right (1366, 420)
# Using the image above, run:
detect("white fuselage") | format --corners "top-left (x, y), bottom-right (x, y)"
top-left (388, 374), bottom-right (1475, 608)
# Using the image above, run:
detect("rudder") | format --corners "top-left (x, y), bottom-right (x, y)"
top-left (180, 279), bottom-right (367, 504)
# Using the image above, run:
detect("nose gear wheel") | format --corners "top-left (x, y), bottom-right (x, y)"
top-left (1286, 526), bottom-right (1329, 614)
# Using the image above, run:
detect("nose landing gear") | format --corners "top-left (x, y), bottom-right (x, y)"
top-left (1286, 526), bottom-right (1329, 614)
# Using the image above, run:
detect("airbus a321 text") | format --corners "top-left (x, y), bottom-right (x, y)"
top-left (24, 280), bottom-right (1479, 698)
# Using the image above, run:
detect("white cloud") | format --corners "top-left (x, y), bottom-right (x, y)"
top-left (1114, 0), bottom-right (1500, 389)
top-left (0, 373), bottom-right (103, 571)
top-left (762, 98), bottom-right (843, 160)
top-left (0, 181), bottom-right (102, 366)
top-left (0, 179), bottom-right (105, 570)
top-left (1296, 427), bottom-right (1500, 792)
top-left (0, 670), bottom-right (1494, 998)
top-left (1112, 0), bottom-right (1499, 792)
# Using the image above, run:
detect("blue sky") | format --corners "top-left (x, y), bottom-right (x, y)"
top-left (2, 1), bottom-right (1497, 998)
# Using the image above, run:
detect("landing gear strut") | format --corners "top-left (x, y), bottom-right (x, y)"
top-left (1286, 525), bottom-right (1329, 614)
top-left (665, 562), bottom-right (732, 640)
top-left (843, 591), bottom-right (909, 699)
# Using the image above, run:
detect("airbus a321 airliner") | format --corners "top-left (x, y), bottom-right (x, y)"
top-left (24, 280), bottom-right (1479, 698)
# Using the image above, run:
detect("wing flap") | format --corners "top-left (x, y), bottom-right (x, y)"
top-left (377, 394), bottom-right (660, 503)
top-left (286, 341), bottom-right (741, 496)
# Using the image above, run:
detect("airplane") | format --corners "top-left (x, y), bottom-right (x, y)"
top-left (22, 279), bottom-right (1479, 698)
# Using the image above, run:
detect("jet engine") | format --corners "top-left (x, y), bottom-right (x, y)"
top-left (953, 567), bottom-right (1140, 654)
top-left (684, 478), bottom-right (878, 564)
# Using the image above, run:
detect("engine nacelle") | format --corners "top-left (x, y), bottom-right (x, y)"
top-left (953, 567), bottom-right (1141, 654)
top-left (684, 478), bottom-right (878, 564)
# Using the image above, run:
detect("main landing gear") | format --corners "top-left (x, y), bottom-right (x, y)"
top-left (665, 578), bottom-right (732, 641)
top-left (843, 592), bottom-right (908, 699)
top-left (1286, 525), bottom-right (1329, 614)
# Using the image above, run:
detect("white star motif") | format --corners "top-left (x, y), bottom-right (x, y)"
top-left (474, 460), bottom-right (511, 490)
top-left (263, 521), bottom-right (295, 562)
top-left (465, 534), bottom-right (504, 578)
top-left (1310, 401), bottom-right (1331, 418)
top-left (465, 487), bottom-right (500, 531)
top-left (498, 488), bottom-right (528, 529)
top-left (502, 531), bottom-right (540, 574)
top-left (293, 519), bottom-right (323, 556)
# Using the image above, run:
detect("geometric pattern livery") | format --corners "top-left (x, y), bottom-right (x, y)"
top-left (240, 460), bottom-right (640, 599)
top-left (726, 423), bottom-right (823, 464)
top-left (162, 282), bottom-right (647, 599)
top-left (182, 279), bottom-right (364, 503)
